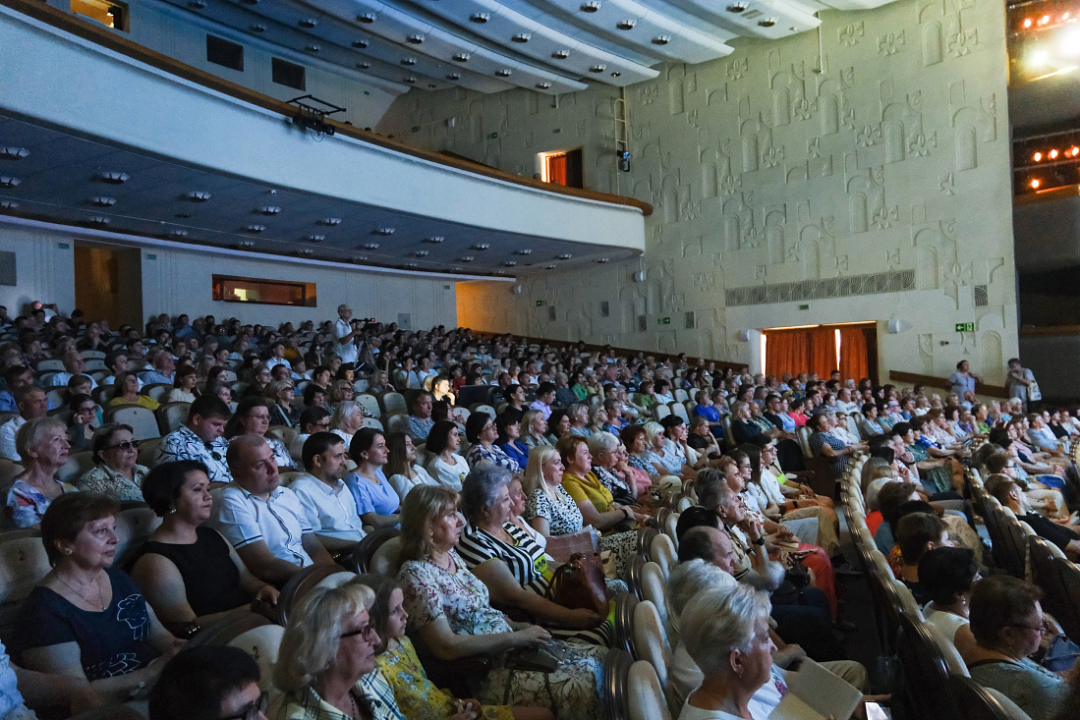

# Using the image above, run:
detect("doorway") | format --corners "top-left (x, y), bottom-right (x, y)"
top-left (761, 322), bottom-right (878, 384)
top-left (539, 148), bottom-right (583, 188)
top-left (73, 243), bottom-right (143, 330)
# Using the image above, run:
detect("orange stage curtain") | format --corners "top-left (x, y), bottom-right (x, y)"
top-left (839, 327), bottom-right (870, 383)
top-left (765, 331), bottom-right (810, 379)
top-left (547, 154), bottom-right (568, 186)
top-left (808, 328), bottom-right (838, 379)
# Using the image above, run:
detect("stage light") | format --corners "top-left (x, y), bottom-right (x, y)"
top-left (1034, 152), bottom-right (1043, 161)
top-left (1072, 146), bottom-right (1080, 156)
top-left (1050, 149), bottom-right (1060, 159)
top-left (1040, 14), bottom-right (1051, 25)
top-left (1031, 179), bottom-right (1041, 189)
top-left (1030, 49), bottom-right (1051, 67)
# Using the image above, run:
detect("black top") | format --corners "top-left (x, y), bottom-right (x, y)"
top-left (502, 404), bottom-right (526, 426)
top-left (1023, 512), bottom-right (1080, 552)
top-left (731, 418), bottom-right (766, 446)
top-left (139, 526), bottom-right (249, 617)
top-left (15, 568), bottom-right (158, 680)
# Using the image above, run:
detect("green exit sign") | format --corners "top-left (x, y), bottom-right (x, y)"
top-left (659, 317), bottom-right (671, 325)
top-left (955, 322), bottom-right (975, 332)
top-left (536, 300), bottom-right (546, 307)
top-left (798, 304), bottom-right (810, 310)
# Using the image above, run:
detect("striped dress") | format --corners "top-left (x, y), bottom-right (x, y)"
top-left (457, 524), bottom-right (612, 646)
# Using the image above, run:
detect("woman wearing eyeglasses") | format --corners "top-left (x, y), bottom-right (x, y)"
top-left (273, 580), bottom-right (405, 720)
top-left (76, 422), bottom-right (148, 502)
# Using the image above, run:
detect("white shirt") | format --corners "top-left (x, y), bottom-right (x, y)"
top-left (670, 642), bottom-right (783, 720)
top-left (923, 606), bottom-right (970, 646)
top-left (758, 466), bottom-right (788, 505)
top-left (213, 482), bottom-right (314, 567)
top-left (0, 417), bottom-right (25, 462)
top-left (387, 464), bottom-right (439, 503)
top-left (48, 372), bottom-right (98, 389)
top-left (427, 454), bottom-right (469, 492)
top-left (264, 357), bottom-right (291, 372)
top-left (154, 426), bottom-right (232, 485)
top-left (290, 474), bottom-right (366, 542)
top-left (333, 317), bottom-right (358, 364)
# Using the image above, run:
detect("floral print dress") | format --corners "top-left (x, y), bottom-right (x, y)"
top-left (398, 552), bottom-right (604, 720)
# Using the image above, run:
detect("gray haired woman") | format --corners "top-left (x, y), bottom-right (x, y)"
top-left (566, 403), bottom-right (591, 438)
top-left (587, 432), bottom-right (637, 503)
top-left (6, 417), bottom-right (73, 528)
top-left (456, 465), bottom-right (610, 646)
top-left (679, 586), bottom-right (776, 720)
top-left (331, 401), bottom-right (365, 447)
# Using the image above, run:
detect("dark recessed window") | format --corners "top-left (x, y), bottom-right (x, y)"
top-left (272, 58), bottom-right (306, 90)
top-left (70, 0), bottom-right (129, 32)
top-left (206, 35), bottom-right (244, 71)
top-left (212, 275), bottom-right (316, 307)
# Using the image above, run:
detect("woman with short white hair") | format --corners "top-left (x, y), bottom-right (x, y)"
top-left (679, 586), bottom-right (775, 720)
top-left (587, 431), bottom-right (637, 503)
top-left (331, 401), bottom-right (365, 447)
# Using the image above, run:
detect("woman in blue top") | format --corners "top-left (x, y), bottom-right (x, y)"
top-left (346, 428), bottom-right (401, 530)
top-left (495, 412), bottom-right (530, 471)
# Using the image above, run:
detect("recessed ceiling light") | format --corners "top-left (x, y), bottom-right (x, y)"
top-left (552, 50), bottom-right (570, 59)
top-left (616, 20), bottom-right (636, 30)
top-left (305, 45), bottom-right (321, 53)
top-left (244, 224), bottom-right (266, 233)
top-left (401, 57), bottom-right (417, 66)
top-left (89, 196), bottom-right (116, 207)
top-left (357, 13), bottom-right (376, 23)
top-left (652, 35), bottom-right (671, 45)
top-left (581, 2), bottom-right (601, 12)
top-left (470, 13), bottom-right (489, 23)
top-left (354, 255), bottom-right (368, 262)
top-left (170, 230), bottom-right (190, 238)
top-left (318, 218), bottom-right (342, 226)
top-left (185, 191), bottom-right (212, 202)
top-left (611, 71), bottom-right (622, 77)
top-left (413, 251), bottom-right (429, 257)
top-left (305, 235), bottom-right (326, 243)
top-left (352, 39), bottom-right (368, 48)
top-left (0, 200), bottom-right (18, 209)
top-left (374, 227), bottom-right (395, 235)
top-left (446, 73), bottom-right (461, 80)
top-left (363, 242), bottom-right (380, 249)
top-left (758, 18), bottom-right (777, 26)
top-left (558, 253), bottom-right (573, 259)
top-left (258, 205), bottom-right (281, 215)
top-left (458, 256), bottom-right (475, 262)
top-left (0, 176), bottom-right (21, 188)
top-left (406, 34), bottom-right (424, 44)
top-left (236, 240), bottom-right (255, 247)
top-left (405, 262), bottom-right (419, 268)
top-left (589, 64), bottom-right (606, 73)
top-left (545, 264), bottom-right (557, 269)
top-left (495, 68), bottom-right (513, 77)
top-left (86, 216), bottom-right (110, 226)
top-left (298, 18), bottom-right (317, 28)
top-left (727, 3), bottom-right (747, 12)
top-left (428, 84), bottom-right (437, 89)
top-left (536, 82), bottom-right (552, 89)
top-left (424, 236), bottom-right (445, 243)
top-left (453, 53), bottom-right (470, 62)
top-left (472, 243), bottom-right (490, 250)
top-left (504, 261), bottom-right (518, 267)
top-left (249, 24), bottom-right (266, 32)
top-left (512, 33), bottom-right (531, 43)
top-left (98, 171), bottom-right (129, 184)
top-left (296, 248), bottom-right (315, 256)
top-left (403, 77), bottom-right (417, 84)
top-left (357, 62), bottom-right (371, 69)
top-left (0, 147), bottom-right (29, 160)
top-left (596, 257), bottom-right (609, 263)
top-left (515, 249), bottom-right (533, 255)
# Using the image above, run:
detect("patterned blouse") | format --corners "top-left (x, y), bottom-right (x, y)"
top-left (524, 485), bottom-right (584, 536)
top-left (808, 431), bottom-right (850, 478)
top-left (466, 443), bottom-right (521, 473)
top-left (275, 676), bottom-right (403, 720)
top-left (76, 464), bottom-right (147, 502)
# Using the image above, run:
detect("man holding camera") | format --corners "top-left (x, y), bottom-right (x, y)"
top-left (333, 303), bottom-right (361, 366)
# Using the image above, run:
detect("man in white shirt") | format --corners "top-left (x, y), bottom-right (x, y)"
top-left (263, 340), bottom-right (291, 373)
top-left (213, 435), bottom-right (335, 586)
top-left (528, 382), bottom-right (556, 421)
top-left (0, 386), bottom-right (49, 461)
top-left (154, 396), bottom-right (233, 485)
top-left (101, 351), bottom-right (142, 390)
top-left (290, 432), bottom-right (366, 552)
top-left (332, 304), bottom-right (360, 366)
top-left (47, 351), bottom-right (97, 390)
top-left (835, 387), bottom-right (860, 415)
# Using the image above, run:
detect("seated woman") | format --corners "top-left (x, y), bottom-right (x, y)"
top-left (358, 573), bottom-right (549, 720)
top-left (967, 576), bottom-right (1070, 720)
top-left (585, 405), bottom-right (608, 437)
top-left (108, 371), bottom-right (159, 410)
top-left (519, 410), bottom-right (551, 450)
top-left (621, 424), bottom-right (660, 480)
top-left (330, 400), bottom-right (365, 448)
top-left (384, 431), bottom-right (438, 504)
top-left (240, 365), bottom-right (272, 400)
top-left (731, 401), bottom-right (804, 472)
top-left (14, 493), bottom-right (182, 704)
top-left (633, 421), bottom-right (681, 478)
top-left (465, 412), bottom-right (521, 473)
top-left (267, 380), bottom-right (300, 428)
top-left (396, 485), bottom-right (604, 720)
top-left (7, 417), bottom-right (76, 528)
top-left (273, 580), bottom-right (404, 720)
top-left (659, 416), bottom-right (700, 476)
top-left (426, 420), bottom-right (471, 492)
top-left (919, 546), bottom-right (980, 664)
top-left (224, 397), bottom-right (295, 469)
top-left (545, 410), bottom-right (570, 445)
top-left (166, 366), bottom-right (198, 404)
top-left (131, 460), bottom-right (279, 637)
top-left (495, 413), bottom-right (530, 471)
top-left (587, 431), bottom-right (639, 505)
top-left (565, 404), bottom-right (591, 438)
top-left (985, 451), bottom-right (1069, 520)
top-left (76, 423), bottom-right (147, 501)
top-left (807, 412), bottom-right (866, 481)
top-left (345, 428), bottom-right (401, 530)
top-left (458, 465), bottom-right (609, 645)
top-left (67, 392), bottom-right (99, 453)
top-left (686, 416), bottom-right (721, 457)
top-left (903, 418), bottom-right (964, 494)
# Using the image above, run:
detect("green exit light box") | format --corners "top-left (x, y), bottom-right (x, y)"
top-left (955, 322), bottom-right (975, 332)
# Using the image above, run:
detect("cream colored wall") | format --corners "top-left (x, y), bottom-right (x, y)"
top-left (385, 0), bottom-right (1018, 385)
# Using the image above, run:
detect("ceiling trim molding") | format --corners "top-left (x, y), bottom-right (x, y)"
top-left (0, 215), bottom-right (514, 282)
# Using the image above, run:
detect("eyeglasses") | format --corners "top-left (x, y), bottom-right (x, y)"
top-left (340, 624), bottom-right (378, 640)
top-left (220, 691), bottom-right (268, 720)
top-left (105, 440), bottom-right (140, 451)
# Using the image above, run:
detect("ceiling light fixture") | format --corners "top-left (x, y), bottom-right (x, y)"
top-left (401, 57), bottom-right (417, 66)
top-left (536, 82), bottom-right (552, 89)
top-left (515, 249), bottom-right (533, 255)
top-left (616, 20), bottom-right (636, 30)
top-left (446, 73), bottom-right (461, 80)
top-left (504, 261), bottom-right (518, 267)
top-left (86, 216), bottom-right (110, 226)
top-left (170, 229), bottom-right (190, 238)
top-left (236, 240), bottom-right (255, 247)
top-left (305, 45), bottom-right (321, 53)
top-left (458, 256), bottom-right (475, 262)
top-left (424, 236), bottom-right (445, 243)
top-left (727, 2), bottom-right (748, 12)
top-left (374, 227), bottom-right (395, 235)
top-left (258, 205), bottom-right (282, 215)
top-left (352, 39), bottom-right (368, 48)
top-left (318, 218), bottom-right (342, 226)
top-left (495, 68), bottom-right (513, 77)
top-left (453, 53), bottom-right (470, 62)
top-left (472, 243), bottom-right (490, 250)
top-left (405, 262), bottom-right (419, 268)
top-left (758, 18), bottom-right (777, 27)
top-left (512, 33), bottom-right (531, 43)
top-left (611, 71), bottom-right (622, 77)
top-left (403, 77), bottom-right (417, 83)
top-left (250, 24), bottom-right (266, 32)
top-left (244, 224), bottom-right (266, 233)
top-left (595, 257), bottom-right (609, 263)
top-left (0, 147), bottom-right (29, 160)
top-left (470, 13), bottom-right (489, 23)
top-left (98, 171), bottom-right (129, 184)
top-left (581, 2), bottom-right (601, 12)
top-left (652, 35), bottom-right (671, 45)
top-left (552, 50), bottom-right (570, 60)
top-left (545, 264), bottom-right (557, 269)
top-left (357, 62), bottom-right (371, 69)
top-left (298, 18), bottom-right (317, 28)
top-left (413, 250), bottom-right (429, 257)
top-left (0, 200), bottom-right (18, 209)
top-left (354, 255), bottom-right (368, 262)
top-left (406, 34), bottom-right (424, 44)
top-left (296, 248), bottom-right (315, 256)
top-left (558, 253), bottom-right (573, 259)
top-left (89, 196), bottom-right (117, 207)
top-left (589, 64), bottom-right (606, 73)
top-left (185, 191), bottom-right (212, 202)
top-left (363, 242), bottom-right (380, 249)
top-left (0, 176), bottom-right (21, 188)
top-left (305, 235), bottom-right (326, 242)
top-left (357, 13), bottom-right (376, 23)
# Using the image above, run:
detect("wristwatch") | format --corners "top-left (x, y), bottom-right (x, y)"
top-left (752, 537), bottom-right (765, 546)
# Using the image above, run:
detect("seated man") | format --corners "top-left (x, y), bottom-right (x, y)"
top-left (46, 351), bottom-right (97, 390)
top-left (289, 432), bottom-right (366, 553)
top-left (140, 347), bottom-right (176, 386)
top-left (986, 474), bottom-right (1080, 559)
top-left (528, 382), bottom-right (556, 421)
top-left (213, 435), bottom-right (335, 586)
top-left (692, 390), bottom-right (724, 439)
top-left (149, 646), bottom-right (264, 720)
top-left (154, 395), bottom-right (232, 486)
top-left (406, 390), bottom-right (435, 442)
top-left (894, 509), bottom-right (950, 605)
top-left (0, 366), bottom-right (52, 414)
top-left (100, 351), bottom-right (142, 389)
top-left (0, 386), bottom-right (49, 462)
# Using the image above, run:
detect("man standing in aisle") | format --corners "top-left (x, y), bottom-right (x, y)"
top-left (333, 304), bottom-right (360, 367)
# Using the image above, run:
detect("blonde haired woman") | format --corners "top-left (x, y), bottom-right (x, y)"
top-left (519, 410), bottom-right (550, 450)
top-left (273, 581), bottom-right (404, 720)
top-left (396, 486), bottom-right (604, 720)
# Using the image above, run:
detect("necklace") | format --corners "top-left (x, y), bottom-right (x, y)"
top-left (348, 691), bottom-right (360, 720)
top-left (55, 572), bottom-right (107, 611)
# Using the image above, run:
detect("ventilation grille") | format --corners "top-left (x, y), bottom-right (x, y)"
top-left (548, 306), bottom-right (556, 322)
top-left (685, 311), bottom-right (696, 329)
top-left (726, 269), bottom-right (915, 307)
top-left (396, 313), bottom-right (411, 330)
top-left (637, 315), bottom-right (648, 332)
top-left (974, 285), bottom-right (988, 307)
top-left (0, 252), bottom-right (15, 286)
top-left (600, 301), bottom-right (610, 318)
